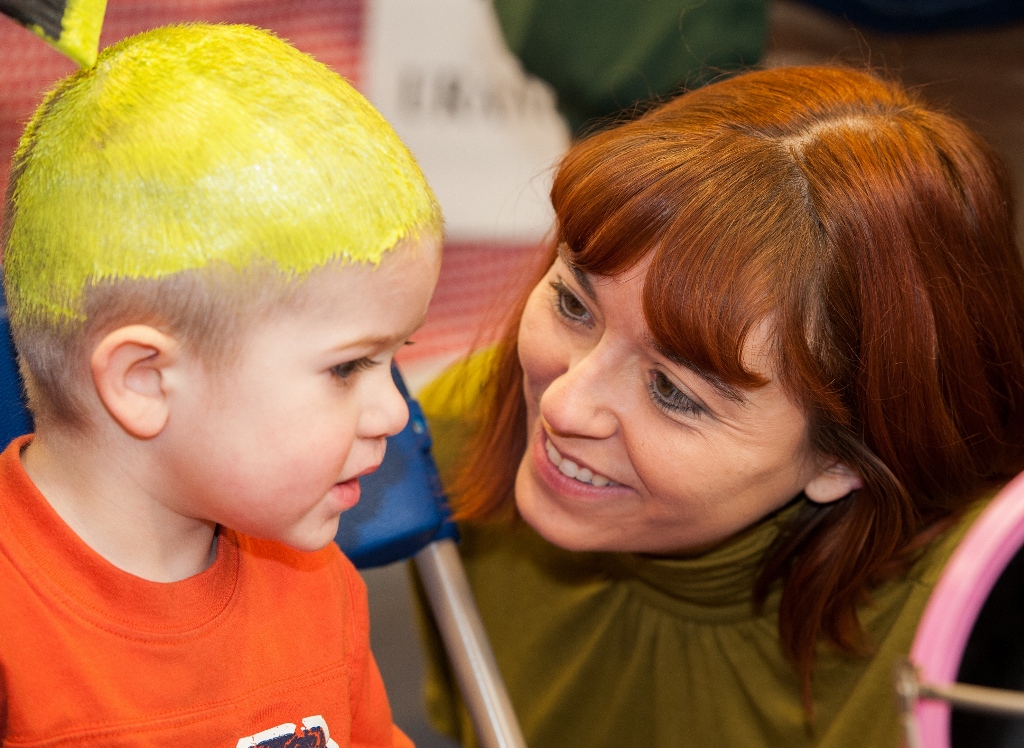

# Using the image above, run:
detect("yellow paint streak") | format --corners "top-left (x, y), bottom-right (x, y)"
top-left (17, 0), bottom-right (107, 68)
top-left (56, 0), bottom-right (108, 68)
top-left (5, 24), bottom-right (441, 325)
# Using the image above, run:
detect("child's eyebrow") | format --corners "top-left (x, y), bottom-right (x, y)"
top-left (331, 315), bottom-right (429, 353)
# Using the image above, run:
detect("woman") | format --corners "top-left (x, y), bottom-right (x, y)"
top-left (416, 66), bottom-right (1024, 747)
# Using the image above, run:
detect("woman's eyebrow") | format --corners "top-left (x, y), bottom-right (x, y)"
top-left (557, 244), bottom-right (597, 301)
top-left (650, 337), bottom-right (747, 405)
top-left (569, 264), bottom-right (597, 301)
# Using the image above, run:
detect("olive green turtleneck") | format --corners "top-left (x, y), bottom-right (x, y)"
top-left (413, 352), bottom-right (985, 747)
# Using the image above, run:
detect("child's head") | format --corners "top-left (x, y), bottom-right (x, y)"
top-left (152, 239), bottom-right (441, 552)
top-left (2, 23), bottom-right (442, 429)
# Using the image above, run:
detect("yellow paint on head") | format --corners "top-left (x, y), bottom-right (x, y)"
top-left (17, 0), bottom-right (107, 68)
top-left (56, 0), bottom-right (108, 68)
top-left (4, 23), bottom-right (441, 326)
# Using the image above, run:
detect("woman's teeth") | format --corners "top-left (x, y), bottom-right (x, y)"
top-left (545, 439), bottom-right (618, 487)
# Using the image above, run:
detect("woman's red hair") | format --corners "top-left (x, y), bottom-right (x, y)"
top-left (451, 66), bottom-right (1024, 706)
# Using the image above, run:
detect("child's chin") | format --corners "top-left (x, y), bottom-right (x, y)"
top-left (278, 519), bottom-right (342, 554)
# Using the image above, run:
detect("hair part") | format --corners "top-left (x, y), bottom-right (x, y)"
top-left (452, 65), bottom-right (1024, 710)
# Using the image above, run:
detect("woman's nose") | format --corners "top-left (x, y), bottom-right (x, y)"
top-left (539, 344), bottom-right (619, 439)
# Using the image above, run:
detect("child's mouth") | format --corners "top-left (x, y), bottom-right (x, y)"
top-left (330, 478), bottom-right (361, 511)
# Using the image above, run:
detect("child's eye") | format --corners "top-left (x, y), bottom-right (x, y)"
top-left (550, 281), bottom-right (592, 325)
top-left (331, 357), bottom-right (377, 380)
top-left (649, 371), bottom-right (704, 417)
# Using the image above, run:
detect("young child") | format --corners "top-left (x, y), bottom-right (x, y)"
top-left (0, 23), bottom-right (441, 747)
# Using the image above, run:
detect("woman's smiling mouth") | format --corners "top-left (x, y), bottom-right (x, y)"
top-left (544, 435), bottom-right (620, 487)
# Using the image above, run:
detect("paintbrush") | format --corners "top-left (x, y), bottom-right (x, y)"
top-left (0, 0), bottom-right (107, 67)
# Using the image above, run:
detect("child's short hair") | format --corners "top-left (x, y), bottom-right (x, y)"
top-left (1, 23), bottom-right (441, 428)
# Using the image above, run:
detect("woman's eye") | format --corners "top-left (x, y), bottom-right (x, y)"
top-left (649, 371), bottom-right (704, 417)
top-left (551, 281), bottom-right (591, 324)
top-left (331, 357), bottom-right (376, 380)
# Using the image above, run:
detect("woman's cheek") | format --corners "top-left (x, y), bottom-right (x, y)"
top-left (518, 302), bottom-right (563, 398)
top-left (518, 348), bottom-right (553, 424)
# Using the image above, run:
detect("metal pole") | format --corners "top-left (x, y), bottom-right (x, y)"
top-left (415, 538), bottom-right (528, 748)
top-left (917, 681), bottom-right (1024, 718)
top-left (896, 659), bottom-right (1024, 748)
top-left (894, 662), bottom-right (924, 748)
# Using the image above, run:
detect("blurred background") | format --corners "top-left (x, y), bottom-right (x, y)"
top-left (1, 1), bottom-right (1021, 745)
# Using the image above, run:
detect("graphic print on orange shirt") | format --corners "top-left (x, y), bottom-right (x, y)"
top-left (236, 715), bottom-right (339, 748)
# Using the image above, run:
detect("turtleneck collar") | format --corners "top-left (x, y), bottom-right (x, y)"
top-left (605, 500), bottom-right (803, 622)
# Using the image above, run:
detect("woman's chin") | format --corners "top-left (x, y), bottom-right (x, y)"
top-left (516, 495), bottom-right (594, 552)
top-left (514, 457), bottom-right (616, 553)
top-left (513, 450), bottom-right (714, 556)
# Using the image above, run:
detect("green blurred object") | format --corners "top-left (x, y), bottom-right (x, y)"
top-left (493, 0), bottom-right (766, 135)
top-left (0, 0), bottom-right (107, 67)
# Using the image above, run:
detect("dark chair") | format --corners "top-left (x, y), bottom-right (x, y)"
top-left (0, 283), bottom-right (32, 445)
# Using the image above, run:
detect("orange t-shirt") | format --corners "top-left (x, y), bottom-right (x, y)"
top-left (0, 436), bottom-right (412, 748)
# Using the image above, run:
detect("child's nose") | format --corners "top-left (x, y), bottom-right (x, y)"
top-left (359, 374), bottom-right (410, 440)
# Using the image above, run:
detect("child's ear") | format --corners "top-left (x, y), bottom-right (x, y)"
top-left (803, 458), bottom-right (863, 504)
top-left (91, 325), bottom-right (180, 439)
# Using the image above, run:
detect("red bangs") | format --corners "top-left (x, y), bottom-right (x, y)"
top-left (552, 124), bottom-right (701, 277)
top-left (553, 121), bottom-right (824, 393)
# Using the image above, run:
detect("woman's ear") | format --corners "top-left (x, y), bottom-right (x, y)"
top-left (804, 459), bottom-right (863, 504)
top-left (91, 325), bottom-right (180, 439)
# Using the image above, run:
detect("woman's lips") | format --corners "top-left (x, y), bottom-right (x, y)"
top-left (543, 434), bottom-right (619, 487)
top-left (531, 430), bottom-right (627, 498)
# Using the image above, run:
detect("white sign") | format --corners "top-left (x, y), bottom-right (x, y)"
top-left (364, 0), bottom-right (571, 241)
